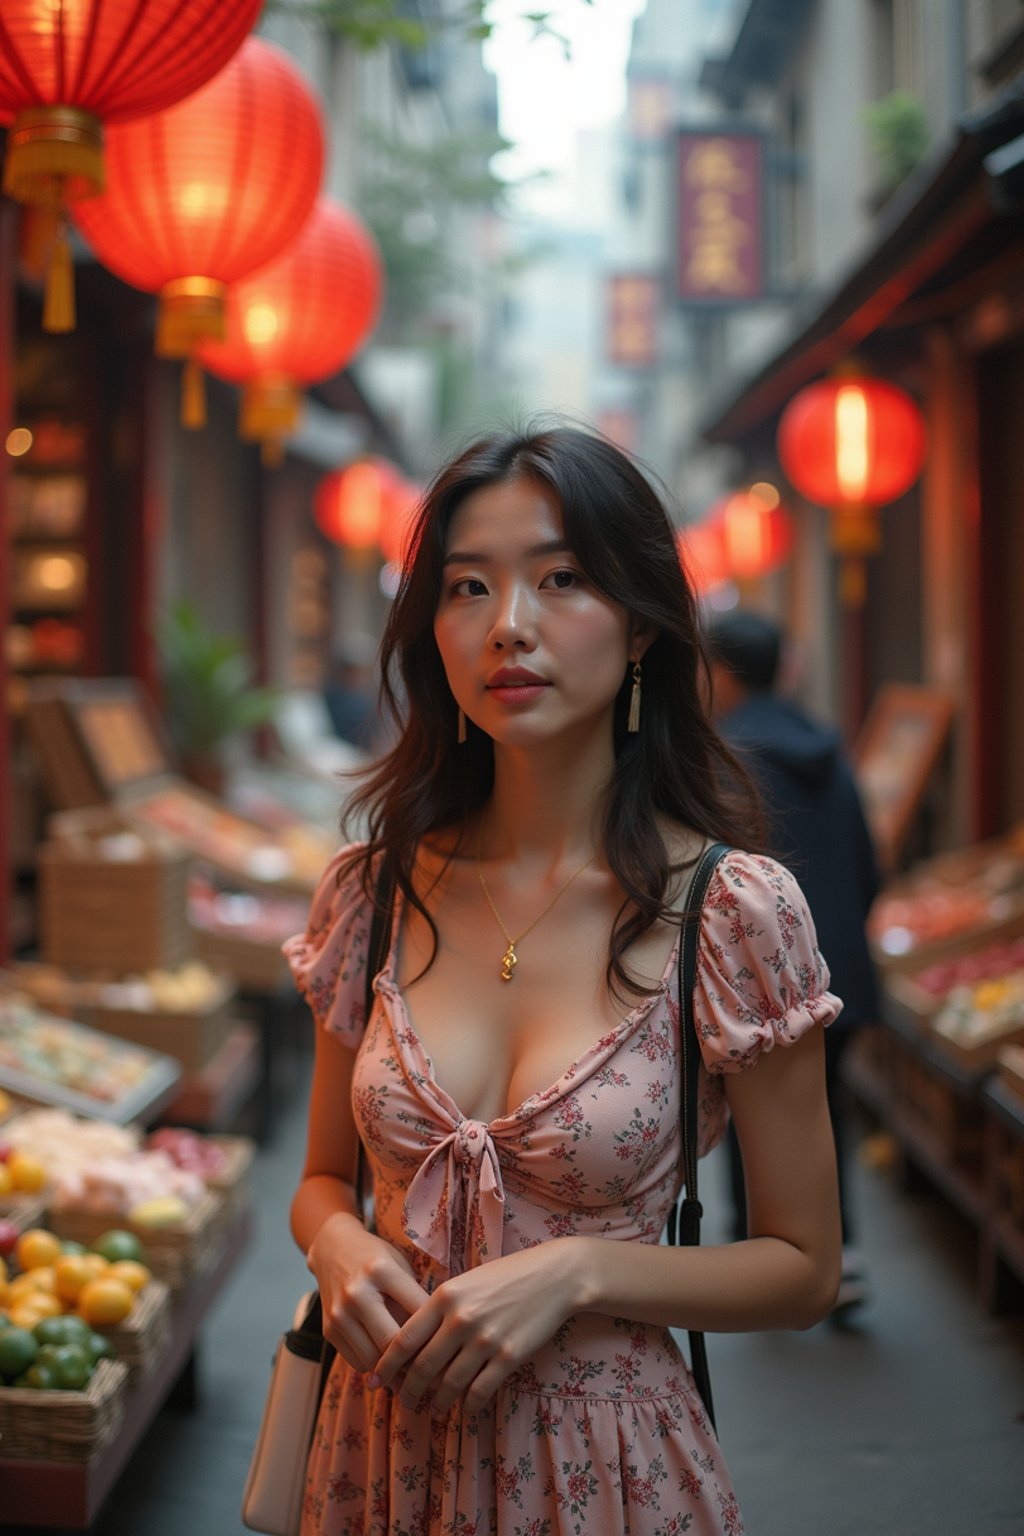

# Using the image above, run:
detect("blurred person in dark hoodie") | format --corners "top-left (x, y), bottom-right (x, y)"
top-left (707, 608), bottom-right (880, 1317)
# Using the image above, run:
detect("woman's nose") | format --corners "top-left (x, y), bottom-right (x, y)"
top-left (487, 584), bottom-right (537, 650)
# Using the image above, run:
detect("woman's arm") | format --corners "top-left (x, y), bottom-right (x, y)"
top-left (291, 1022), bottom-right (430, 1371)
top-left (372, 1028), bottom-right (840, 1413)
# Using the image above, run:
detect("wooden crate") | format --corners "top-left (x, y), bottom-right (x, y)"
top-left (997, 1044), bottom-right (1024, 1107)
top-left (0, 1358), bottom-right (128, 1462)
top-left (48, 1189), bottom-right (222, 1295)
top-left (86, 977), bottom-right (236, 1070)
top-left (101, 1279), bottom-right (172, 1387)
top-left (39, 810), bottom-right (191, 974)
top-left (193, 925), bottom-right (291, 992)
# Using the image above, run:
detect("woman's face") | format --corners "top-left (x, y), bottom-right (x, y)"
top-left (433, 475), bottom-right (642, 749)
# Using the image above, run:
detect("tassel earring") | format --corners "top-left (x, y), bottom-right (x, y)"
top-left (627, 661), bottom-right (642, 733)
top-left (457, 707), bottom-right (467, 744)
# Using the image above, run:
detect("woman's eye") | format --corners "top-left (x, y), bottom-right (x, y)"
top-left (542, 568), bottom-right (582, 590)
top-left (450, 576), bottom-right (488, 597)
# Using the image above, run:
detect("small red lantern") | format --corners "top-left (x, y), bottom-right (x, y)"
top-left (678, 520), bottom-right (730, 596)
top-left (777, 373), bottom-right (926, 604)
top-left (315, 460), bottom-right (405, 551)
top-left (379, 479), bottom-right (423, 568)
top-left (0, 0), bottom-right (261, 330)
top-left (73, 38), bottom-right (324, 420)
top-left (711, 484), bottom-right (793, 580)
top-left (197, 198), bottom-right (383, 460)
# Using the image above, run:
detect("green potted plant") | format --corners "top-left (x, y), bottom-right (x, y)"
top-left (155, 600), bottom-right (278, 796)
top-left (862, 90), bottom-right (930, 193)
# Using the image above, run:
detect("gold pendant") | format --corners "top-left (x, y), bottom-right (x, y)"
top-left (500, 943), bottom-right (517, 982)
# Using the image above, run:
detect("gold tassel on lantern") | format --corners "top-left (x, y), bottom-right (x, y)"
top-left (242, 376), bottom-right (302, 443)
top-left (42, 218), bottom-right (76, 333)
top-left (4, 108), bottom-right (105, 337)
top-left (181, 358), bottom-right (207, 430)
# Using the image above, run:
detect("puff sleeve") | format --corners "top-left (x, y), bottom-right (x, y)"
top-left (694, 850), bottom-right (843, 1075)
top-left (282, 842), bottom-right (375, 1048)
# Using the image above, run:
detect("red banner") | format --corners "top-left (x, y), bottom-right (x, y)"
top-left (606, 275), bottom-right (659, 369)
top-left (676, 131), bottom-right (763, 302)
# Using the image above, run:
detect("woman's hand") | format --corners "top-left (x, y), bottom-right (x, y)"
top-left (371, 1241), bottom-right (581, 1416)
top-left (307, 1212), bottom-right (432, 1374)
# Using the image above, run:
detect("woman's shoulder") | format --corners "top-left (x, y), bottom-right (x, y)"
top-left (282, 840), bottom-right (378, 1038)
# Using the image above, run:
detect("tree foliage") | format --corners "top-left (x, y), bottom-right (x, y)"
top-left (266, 0), bottom-right (593, 52)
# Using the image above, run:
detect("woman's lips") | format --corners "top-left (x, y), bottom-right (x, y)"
top-left (485, 676), bottom-right (551, 705)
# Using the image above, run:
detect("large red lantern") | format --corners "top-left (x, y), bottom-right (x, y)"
top-left (777, 374), bottom-right (926, 604)
top-left (315, 460), bottom-right (406, 552)
top-left (710, 484), bottom-right (793, 580)
top-left (0, 0), bottom-right (261, 330)
top-left (73, 37), bottom-right (324, 417)
top-left (379, 479), bottom-right (423, 568)
top-left (196, 198), bottom-right (383, 460)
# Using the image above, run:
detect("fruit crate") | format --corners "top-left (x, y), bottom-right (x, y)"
top-left (0, 1193), bottom-right (47, 1236)
top-left (48, 1189), bottom-right (222, 1295)
top-left (204, 1135), bottom-right (256, 1226)
top-left (85, 977), bottom-right (236, 1071)
top-left (38, 809), bottom-right (192, 975)
top-left (0, 1357), bottom-right (128, 1462)
top-left (101, 1278), bottom-right (172, 1387)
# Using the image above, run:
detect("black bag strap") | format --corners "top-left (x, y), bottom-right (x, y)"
top-left (354, 855), bottom-right (396, 1215)
top-left (666, 840), bottom-right (731, 1432)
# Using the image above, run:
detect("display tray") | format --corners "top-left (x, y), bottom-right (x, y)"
top-left (0, 987), bottom-right (182, 1125)
top-left (10, 964), bottom-right (237, 1072)
top-left (882, 915), bottom-right (1024, 1025)
top-left (926, 1016), bottom-right (1024, 1075)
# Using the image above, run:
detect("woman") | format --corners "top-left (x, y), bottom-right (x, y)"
top-left (286, 426), bottom-right (842, 1536)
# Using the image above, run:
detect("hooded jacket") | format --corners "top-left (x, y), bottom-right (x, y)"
top-left (720, 692), bottom-right (881, 1029)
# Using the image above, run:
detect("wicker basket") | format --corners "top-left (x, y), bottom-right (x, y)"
top-left (0, 1357), bottom-right (128, 1462)
top-left (0, 1192), bottom-right (48, 1234)
top-left (38, 809), bottom-right (192, 974)
top-left (204, 1135), bottom-right (255, 1226)
top-left (193, 925), bottom-right (291, 991)
top-left (48, 1188), bottom-right (222, 1294)
top-left (85, 977), bottom-right (236, 1070)
top-left (100, 1279), bottom-right (172, 1387)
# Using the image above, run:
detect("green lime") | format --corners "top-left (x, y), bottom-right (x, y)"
top-left (49, 1344), bottom-right (91, 1390)
top-left (0, 1326), bottom-right (39, 1381)
top-left (91, 1230), bottom-right (143, 1264)
top-left (22, 1362), bottom-right (57, 1390)
top-left (33, 1316), bottom-right (75, 1347)
top-left (56, 1314), bottom-right (91, 1347)
top-left (86, 1331), bottom-right (115, 1364)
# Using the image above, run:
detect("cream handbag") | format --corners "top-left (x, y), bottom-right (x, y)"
top-left (241, 1291), bottom-right (334, 1535)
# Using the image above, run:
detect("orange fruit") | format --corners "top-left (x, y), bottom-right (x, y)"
top-left (0, 1256), bottom-right (7, 1286)
top-left (24, 1291), bottom-right (61, 1319)
top-left (0, 1165), bottom-right (13, 1197)
top-left (79, 1254), bottom-right (110, 1279)
top-left (54, 1254), bottom-right (95, 1306)
top-left (8, 1153), bottom-right (47, 1193)
top-left (15, 1229), bottom-right (61, 1272)
top-left (106, 1260), bottom-right (151, 1294)
top-left (8, 1301), bottom-right (48, 1331)
top-left (77, 1276), bottom-right (133, 1327)
top-left (24, 1265), bottom-right (57, 1295)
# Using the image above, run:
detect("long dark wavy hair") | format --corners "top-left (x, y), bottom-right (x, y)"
top-left (339, 424), bottom-right (765, 999)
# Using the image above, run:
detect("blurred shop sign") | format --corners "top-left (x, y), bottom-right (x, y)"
top-left (606, 275), bottom-right (660, 369)
top-left (628, 76), bottom-right (674, 144)
top-left (675, 130), bottom-right (763, 304)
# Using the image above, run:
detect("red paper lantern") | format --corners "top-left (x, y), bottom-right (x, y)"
top-left (677, 520), bottom-right (730, 595)
top-left (379, 479), bottom-right (423, 568)
top-left (315, 461), bottom-right (406, 551)
top-left (0, 0), bottom-right (261, 330)
top-left (711, 485), bottom-right (793, 580)
top-left (777, 373), bottom-right (926, 604)
top-left (196, 198), bottom-right (383, 455)
top-left (73, 38), bottom-right (324, 374)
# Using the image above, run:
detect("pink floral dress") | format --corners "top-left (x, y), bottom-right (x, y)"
top-left (284, 845), bottom-right (841, 1536)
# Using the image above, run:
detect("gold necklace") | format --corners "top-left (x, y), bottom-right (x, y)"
top-left (476, 847), bottom-right (595, 982)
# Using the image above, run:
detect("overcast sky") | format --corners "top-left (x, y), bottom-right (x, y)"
top-left (484, 0), bottom-right (647, 189)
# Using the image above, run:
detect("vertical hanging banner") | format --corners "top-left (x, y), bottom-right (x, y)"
top-left (606, 275), bottom-right (660, 368)
top-left (675, 131), bottom-right (763, 303)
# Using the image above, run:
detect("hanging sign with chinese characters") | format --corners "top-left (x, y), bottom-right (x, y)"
top-left (675, 130), bottom-right (763, 304)
top-left (606, 275), bottom-right (660, 368)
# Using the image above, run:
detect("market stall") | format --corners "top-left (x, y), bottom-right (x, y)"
top-left (849, 824), bottom-right (1024, 1310)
